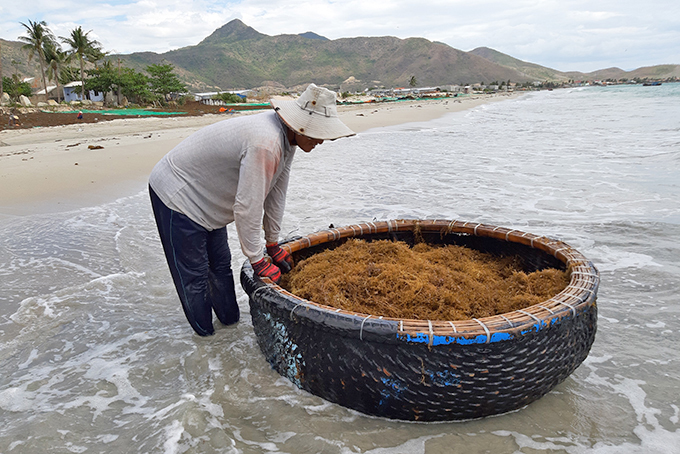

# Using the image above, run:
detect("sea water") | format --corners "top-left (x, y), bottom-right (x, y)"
top-left (1, 84), bottom-right (679, 453)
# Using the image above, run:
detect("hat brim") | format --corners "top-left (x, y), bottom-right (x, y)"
top-left (271, 99), bottom-right (355, 140)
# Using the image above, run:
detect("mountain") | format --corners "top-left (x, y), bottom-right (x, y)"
top-left (298, 32), bottom-right (329, 41)
top-left (469, 47), bottom-right (569, 81)
top-left (198, 19), bottom-right (267, 45)
top-left (470, 46), bottom-right (680, 82)
top-left (117, 19), bottom-right (534, 91)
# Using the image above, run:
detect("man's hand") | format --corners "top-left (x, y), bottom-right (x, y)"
top-left (252, 258), bottom-right (281, 283)
top-left (266, 243), bottom-right (294, 273)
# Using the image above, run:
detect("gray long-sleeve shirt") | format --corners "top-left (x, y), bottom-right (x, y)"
top-left (149, 111), bottom-right (296, 263)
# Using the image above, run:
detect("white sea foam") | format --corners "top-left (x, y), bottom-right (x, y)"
top-left (589, 246), bottom-right (663, 272)
top-left (1, 84), bottom-right (679, 452)
top-left (340, 435), bottom-right (442, 454)
top-left (162, 420), bottom-right (185, 454)
top-left (0, 386), bottom-right (37, 413)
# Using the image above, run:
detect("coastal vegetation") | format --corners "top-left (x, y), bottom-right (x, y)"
top-left (83, 61), bottom-right (189, 105)
top-left (212, 92), bottom-right (247, 103)
top-left (2, 21), bottom-right (189, 107)
top-left (17, 20), bottom-right (53, 100)
top-left (1, 75), bottom-right (31, 102)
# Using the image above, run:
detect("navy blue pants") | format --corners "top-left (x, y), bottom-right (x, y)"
top-left (149, 186), bottom-right (239, 336)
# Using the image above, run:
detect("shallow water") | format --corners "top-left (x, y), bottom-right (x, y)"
top-left (1, 84), bottom-right (679, 453)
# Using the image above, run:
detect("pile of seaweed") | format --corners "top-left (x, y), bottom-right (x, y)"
top-left (280, 239), bottom-right (569, 321)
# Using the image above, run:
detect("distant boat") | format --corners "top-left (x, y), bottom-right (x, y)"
top-left (642, 82), bottom-right (662, 86)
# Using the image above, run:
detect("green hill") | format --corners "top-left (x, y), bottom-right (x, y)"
top-left (116, 20), bottom-right (534, 91)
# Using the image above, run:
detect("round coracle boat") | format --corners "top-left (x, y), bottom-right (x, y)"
top-left (240, 219), bottom-right (599, 421)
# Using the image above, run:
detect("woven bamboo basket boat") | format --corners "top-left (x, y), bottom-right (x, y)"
top-left (240, 219), bottom-right (599, 421)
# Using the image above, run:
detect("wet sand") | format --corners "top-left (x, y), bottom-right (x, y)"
top-left (0, 93), bottom-right (518, 217)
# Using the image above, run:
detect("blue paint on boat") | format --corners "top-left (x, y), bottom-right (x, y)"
top-left (396, 330), bottom-right (514, 345)
top-left (379, 376), bottom-right (406, 407)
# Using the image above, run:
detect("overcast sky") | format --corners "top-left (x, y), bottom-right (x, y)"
top-left (2, 0), bottom-right (678, 73)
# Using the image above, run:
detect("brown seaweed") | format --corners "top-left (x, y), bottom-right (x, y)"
top-left (280, 239), bottom-right (569, 321)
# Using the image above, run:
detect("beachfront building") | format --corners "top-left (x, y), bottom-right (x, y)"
top-left (393, 87), bottom-right (441, 97)
top-left (368, 86), bottom-right (443, 98)
top-left (441, 85), bottom-right (464, 93)
top-left (34, 85), bottom-right (58, 101)
top-left (27, 77), bottom-right (57, 102)
top-left (195, 90), bottom-right (250, 105)
top-left (63, 81), bottom-right (105, 103)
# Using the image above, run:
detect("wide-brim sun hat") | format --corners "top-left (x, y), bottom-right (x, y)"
top-left (271, 83), bottom-right (355, 140)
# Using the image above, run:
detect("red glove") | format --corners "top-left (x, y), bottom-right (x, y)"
top-left (266, 243), bottom-right (294, 273)
top-left (251, 258), bottom-right (281, 283)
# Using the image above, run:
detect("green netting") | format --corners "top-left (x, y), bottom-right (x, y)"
top-left (220, 102), bottom-right (270, 107)
top-left (42, 103), bottom-right (272, 116)
top-left (78, 109), bottom-right (187, 116)
top-left (40, 109), bottom-right (186, 116)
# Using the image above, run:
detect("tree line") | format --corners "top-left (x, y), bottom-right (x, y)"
top-left (2, 19), bottom-right (188, 106)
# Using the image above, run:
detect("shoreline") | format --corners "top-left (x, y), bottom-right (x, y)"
top-left (0, 93), bottom-right (519, 217)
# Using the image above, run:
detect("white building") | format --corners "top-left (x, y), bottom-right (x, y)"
top-left (63, 81), bottom-right (105, 103)
top-left (34, 85), bottom-right (58, 98)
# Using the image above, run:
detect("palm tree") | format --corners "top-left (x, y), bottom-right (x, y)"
top-left (44, 40), bottom-right (67, 103)
top-left (18, 20), bottom-right (55, 101)
top-left (60, 27), bottom-right (101, 101)
top-left (88, 47), bottom-right (108, 69)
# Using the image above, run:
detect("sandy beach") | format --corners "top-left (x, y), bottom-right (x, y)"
top-left (0, 93), bottom-right (517, 217)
